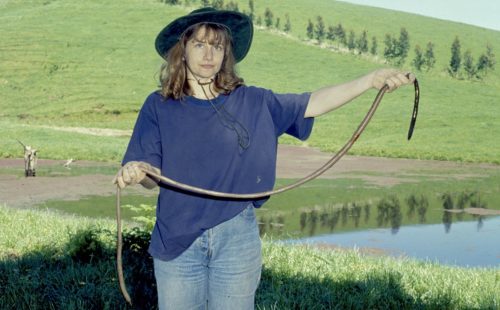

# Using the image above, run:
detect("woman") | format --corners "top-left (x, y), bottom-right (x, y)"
top-left (113, 7), bottom-right (414, 309)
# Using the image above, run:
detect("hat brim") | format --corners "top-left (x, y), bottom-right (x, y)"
top-left (155, 9), bottom-right (253, 63)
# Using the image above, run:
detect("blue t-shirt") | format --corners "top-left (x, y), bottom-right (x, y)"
top-left (123, 85), bottom-right (314, 260)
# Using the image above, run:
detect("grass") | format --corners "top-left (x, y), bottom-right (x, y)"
top-left (0, 206), bottom-right (126, 308)
top-left (0, 0), bottom-right (499, 163)
top-left (1, 119), bottom-right (130, 161)
top-left (0, 205), bottom-right (498, 309)
top-left (0, 0), bottom-right (499, 308)
top-left (258, 243), bottom-right (499, 309)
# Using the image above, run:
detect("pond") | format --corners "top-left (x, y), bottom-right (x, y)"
top-left (286, 214), bottom-right (500, 268)
top-left (37, 186), bottom-right (500, 268)
top-left (258, 162), bottom-right (500, 268)
top-left (4, 155), bottom-right (499, 268)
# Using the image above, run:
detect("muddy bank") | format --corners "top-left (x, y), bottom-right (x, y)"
top-left (1, 145), bottom-right (497, 209)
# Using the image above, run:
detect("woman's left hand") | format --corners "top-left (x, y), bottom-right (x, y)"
top-left (371, 69), bottom-right (415, 92)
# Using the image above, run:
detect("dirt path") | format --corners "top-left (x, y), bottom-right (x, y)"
top-left (1, 145), bottom-right (497, 209)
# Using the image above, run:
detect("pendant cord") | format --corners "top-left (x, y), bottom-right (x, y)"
top-left (187, 64), bottom-right (251, 150)
top-left (199, 82), bottom-right (250, 150)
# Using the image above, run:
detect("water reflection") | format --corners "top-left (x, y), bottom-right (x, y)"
top-left (441, 193), bottom-right (454, 233)
top-left (258, 212), bottom-right (286, 236)
top-left (288, 216), bottom-right (500, 268)
top-left (292, 195), bottom-right (424, 237)
top-left (260, 190), bottom-right (492, 238)
top-left (280, 188), bottom-right (499, 267)
top-left (294, 203), bottom-right (368, 236)
top-left (441, 191), bottom-right (487, 232)
top-left (406, 194), bottom-right (429, 223)
top-left (376, 196), bottom-right (402, 234)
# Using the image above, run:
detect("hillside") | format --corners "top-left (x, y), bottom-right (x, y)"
top-left (236, 0), bottom-right (500, 80)
top-left (1, 0), bottom-right (499, 163)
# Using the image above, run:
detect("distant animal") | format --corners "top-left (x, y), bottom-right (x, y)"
top-left (17, 139), bottom-right (38, 177)
top-left (63, 158), bottom-right (75, 169)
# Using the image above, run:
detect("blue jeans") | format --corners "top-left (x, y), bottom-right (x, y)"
top-left (154, 204), bottom-right (262, 310)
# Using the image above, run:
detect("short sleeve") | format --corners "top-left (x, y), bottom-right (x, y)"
top-left (122, 93), bottom-right (162, 168)
top-left (264, 90), bottom-right (315, 140)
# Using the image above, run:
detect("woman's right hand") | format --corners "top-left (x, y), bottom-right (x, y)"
top-left (112, 161), bottom-right (158, 189)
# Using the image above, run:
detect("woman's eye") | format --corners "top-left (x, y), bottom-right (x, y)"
top-left (215, 45), bottom-right (224, 51)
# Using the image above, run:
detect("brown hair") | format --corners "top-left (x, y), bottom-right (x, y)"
top-left (159, 23), bottom-right (244, 99)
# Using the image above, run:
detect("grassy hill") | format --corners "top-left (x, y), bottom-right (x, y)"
top-left (238, 0), bottom-right (500, 79)
top-left (1, 0), bottom-right (499, 163)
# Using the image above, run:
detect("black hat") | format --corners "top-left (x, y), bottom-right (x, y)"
top-left (155, 7), bottom-right (253, 63)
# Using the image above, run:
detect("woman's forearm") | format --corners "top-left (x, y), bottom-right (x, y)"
top-left (305, 72), bottom-right (374, 118)
top-left (304, 69), bottom-right (414, 118)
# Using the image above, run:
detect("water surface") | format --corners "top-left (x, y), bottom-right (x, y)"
top-left (288, 215), bottom-right (500, 268)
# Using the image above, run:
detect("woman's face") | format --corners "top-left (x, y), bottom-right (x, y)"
top-left (184, 25), bottom-right (225, 82)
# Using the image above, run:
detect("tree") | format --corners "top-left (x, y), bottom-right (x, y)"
top-left (397, 27), bottom-right (410, 65)
top-left (383, 33), bottom-right (397, 61)
top-left (370, 36), bottom-right (377, 55)
top-left (485, 44), bottom-right (496, 70)
top-left (283, 14), bottom-right (291, 33)
top-left (326, 25), bottom-right (335, 41)
top-left (356, 30), bottom-right (368, 54)
top-left (306, 19), bottom-right (314, 39)
top-left (275, 17), bottom-right (280, 30)
top-left (248, 0), bottom-right (254, 21)
top-left (347, 30), bottom-right (356, 51)
top-left (383, 28), bottom-right (410, 66)
top-left (264, 8), bottom-right (273, 28)
top-left (463, 49), bottom-right (477, 79)
top-left (476, 54), bottom-right (489, 77)
top-left (256, 15), bottom-right (262, 26)
top-left (211, 0), bottom-right (224, 9)
top-left (424, 41), bottom-right (436, 71)
top-left (477, 44), bottom-right (496, 76)
top-left (201, 0), bottom-right (209, 6)
top-left (449, 36), bottom-right (461, 77)
top-left (412, 45), bottom-right (425, 71)
top-left (315, 16), bottom-right (325, 42)
top-left (225, 1), bottom-right (238, 11)
top-left (334, 23), bottom-right (346, 45)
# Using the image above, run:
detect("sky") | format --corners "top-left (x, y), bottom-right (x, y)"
top-left (338, 0), bottom-right (500, 31)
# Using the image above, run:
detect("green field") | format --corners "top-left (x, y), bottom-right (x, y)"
top-left (1, 0), bottom-right (499, 163)
top-left (1, 1), bottom-right (499, 308)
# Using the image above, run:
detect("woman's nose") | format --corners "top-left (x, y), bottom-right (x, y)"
top-left (203, 46), bottom-right (214, 60)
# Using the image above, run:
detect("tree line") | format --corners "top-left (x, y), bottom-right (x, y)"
top-left (160, 0), bottom-right (496, 80)
top-left (448, 37), bottom-right (495, 79)
top-left (304, 15), bottom-right (496, 79)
